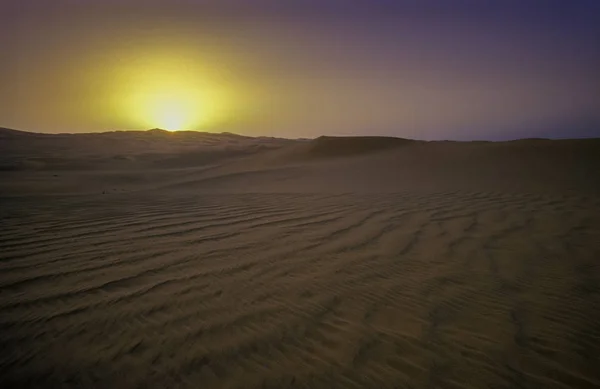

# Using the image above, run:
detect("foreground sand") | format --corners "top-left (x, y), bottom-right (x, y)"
top-left (1, 130), bottom-right (600, 388)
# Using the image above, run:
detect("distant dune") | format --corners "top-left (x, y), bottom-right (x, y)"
top-left (301, 135), bottom-right (416, 158)
top-left (2, 127), bottom-right (598, 195)
top-left (1, 128), bottom-right (600, 388)
top-left (0, 128), bottom-right (298, 172)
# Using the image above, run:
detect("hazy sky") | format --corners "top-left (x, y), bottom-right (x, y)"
top-left (1, 0), bottom-right (599, 139)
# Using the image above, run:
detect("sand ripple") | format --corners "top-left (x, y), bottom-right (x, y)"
top-left (1, 192), bottom-right (600, 388)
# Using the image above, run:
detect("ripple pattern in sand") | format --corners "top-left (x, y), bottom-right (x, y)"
top-left (1, 192), bottom-right (600, 388)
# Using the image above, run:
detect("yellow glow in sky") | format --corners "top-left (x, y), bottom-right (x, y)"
top-left (117, 53), bottom-right (238, 131)
top-left (138, 90), bottom-right (200, 131)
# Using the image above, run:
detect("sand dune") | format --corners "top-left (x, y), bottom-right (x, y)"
top-left (296, 135), bottom-right (416, 159)
top-left (0, 128), bottom-right (297, 172)
top-left (1, 129), bottom-right (600, 388)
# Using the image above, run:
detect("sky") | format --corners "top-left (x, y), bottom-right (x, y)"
top-left (1, 0), bottom-right (599, 140)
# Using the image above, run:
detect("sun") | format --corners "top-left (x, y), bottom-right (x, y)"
top-left (131, 85), bottom-right (205, 131)
top-left (146, 92), bottom-right (197, 131)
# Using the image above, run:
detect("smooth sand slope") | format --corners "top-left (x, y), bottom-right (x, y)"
top-left (1, 128), bottom-right (600, 388)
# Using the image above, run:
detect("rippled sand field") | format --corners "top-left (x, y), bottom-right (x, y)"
top-left (2, 190), bottom-right (600, 388)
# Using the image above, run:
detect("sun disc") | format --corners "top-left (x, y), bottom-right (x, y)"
top-left (150, 95), bottom-right (194, 131)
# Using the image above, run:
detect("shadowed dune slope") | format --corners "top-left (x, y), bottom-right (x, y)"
top-left (150, 136), bottom-right (600, 195)
top-left (300, 135), bottom-right (416, 158)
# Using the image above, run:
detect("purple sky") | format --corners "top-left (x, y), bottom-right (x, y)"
top-left (1, 0), bottom-right (599, 139)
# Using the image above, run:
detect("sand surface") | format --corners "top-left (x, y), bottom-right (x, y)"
top-left (1, 128), bottom-right (600, 388)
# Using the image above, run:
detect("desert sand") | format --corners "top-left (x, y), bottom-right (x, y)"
top-left (1, 128), bottom-right (600, 388)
